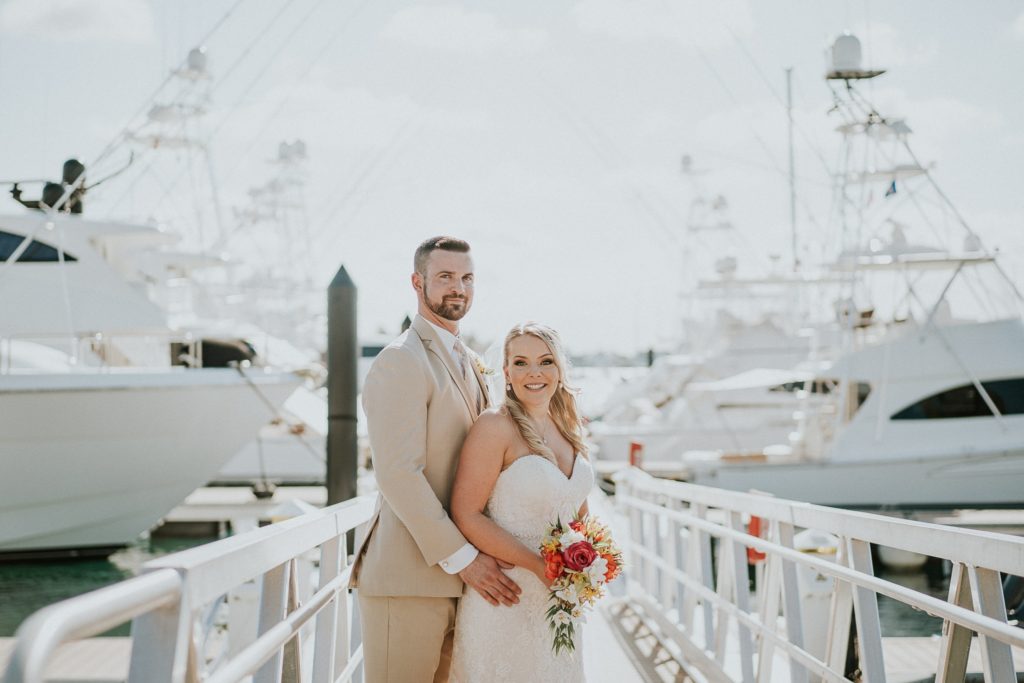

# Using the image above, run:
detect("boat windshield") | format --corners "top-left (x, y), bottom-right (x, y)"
top-left (891, 378), bottom-right (1024, 420)
top-left (0, 229), bottom-right (78, 263)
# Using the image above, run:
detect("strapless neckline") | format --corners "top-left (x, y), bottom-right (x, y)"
top-left (502, 453), bottom-right (581, 480)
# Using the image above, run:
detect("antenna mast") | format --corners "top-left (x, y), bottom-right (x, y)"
top-left (786, 67), bottom-right (798, 271)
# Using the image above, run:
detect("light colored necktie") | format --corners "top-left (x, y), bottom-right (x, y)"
top-left (452, 338), bottom-right (482, 409)
top-left (452, 338), bottom-right (472, 384)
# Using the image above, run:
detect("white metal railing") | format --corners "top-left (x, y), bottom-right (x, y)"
top-left (615, 467), bottom-right (1024, 683)
top-left (2, 495), bottom-right (376, 683)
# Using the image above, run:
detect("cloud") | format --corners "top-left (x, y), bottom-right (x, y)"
top-left (849, 21), bottom-right (936, 68)
top-left (571, 0), bottom-right (754, 48)
top-left (0, 0), bottom-right (155, 44)
top-left (381, 5), bottom-right (547, 54)
top-left (1014, 12), bottom-right (1024, 39)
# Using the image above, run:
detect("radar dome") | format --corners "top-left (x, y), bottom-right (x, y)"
top-left (187, 47), bottom-right (208, 74)
top-left (831, 33), bottom-right (862, 73)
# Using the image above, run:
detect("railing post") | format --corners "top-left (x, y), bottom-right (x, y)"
top-left (127, 576), bottom-right (192, 683)
top-left (626, 479), bottom-right (644, 596)
top-left (255, 561), bottom-right (291, 683)
top-left (776, 521), bottom-right (807, 683)
top-left (666, 498), bottom-right (685, 625)
top-left (655, 495), bottom-right (669, 610)
top-left (936, 562), bottom-right (972, 683)
top-left (727, 511), bottom-right (755, 683)
top-left (332, 537), bottom-right (352, 678)
top-left (824, 539), bottom-right (853, 676)
top-left (690, 502), bottom-right (715, 649)
top-left (756, 537), bottom-right (781, 683)
top-left (313, 536), bottom-right (341, 683)
top-left (643, 490), bottom-right (657, 597)
top-left (282, 559), bottom-right (302, 683)
top-left (846, 539), bottom-right (885, 683)
top-left (967, 565), bottom-right (1017, 681)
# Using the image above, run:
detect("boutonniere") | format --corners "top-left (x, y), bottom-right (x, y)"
top-left (473, 356), bottom-right (495, 376)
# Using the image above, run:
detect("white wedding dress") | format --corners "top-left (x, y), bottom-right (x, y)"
top-left (451, 454), bottom-right (593, 682)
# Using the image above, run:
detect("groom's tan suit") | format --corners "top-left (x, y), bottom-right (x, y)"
top-left (353, 315), bottom-right (490, 682)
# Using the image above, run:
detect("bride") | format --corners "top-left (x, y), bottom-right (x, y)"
top-left (449, 322), bottom-right (592, 682)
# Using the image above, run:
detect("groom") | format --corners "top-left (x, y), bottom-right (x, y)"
top-left (352, 236), bottom-right (521, 682)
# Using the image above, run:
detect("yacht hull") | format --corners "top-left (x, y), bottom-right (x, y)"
top-left (0, 370), bottom-right (300, 557)
top-left (686, 450), bottom-right (1024, 509)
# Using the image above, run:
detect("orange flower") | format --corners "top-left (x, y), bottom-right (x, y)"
top-left (545, 552), bottom-right (565, 580)
top-left (602, 555), bottom-right (619, 582)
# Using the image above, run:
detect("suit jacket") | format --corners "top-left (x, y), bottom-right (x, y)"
top-left (351, 315), bottom-right (492, 596)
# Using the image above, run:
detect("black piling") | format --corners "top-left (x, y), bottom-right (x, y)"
top-left (327, 265), bottom-right (358, 506)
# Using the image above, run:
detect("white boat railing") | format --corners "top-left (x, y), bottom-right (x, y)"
top-left (615, 467), bottom-right (1024, 683)
top-left (2, 495), bottom-right (376, 683)
top-left (0, 330), bottom-right (203, 374)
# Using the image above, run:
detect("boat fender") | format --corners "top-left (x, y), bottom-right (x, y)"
top-left (747, 515), bottom-right (766, 564)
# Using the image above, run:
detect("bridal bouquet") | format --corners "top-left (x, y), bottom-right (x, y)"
top-left (540, 515), bottom-right (623, 655)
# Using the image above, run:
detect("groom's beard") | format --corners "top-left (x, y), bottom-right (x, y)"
top-left (424, 283), bottom-right (469, 321)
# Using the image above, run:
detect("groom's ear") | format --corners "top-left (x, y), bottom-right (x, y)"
top-left (411, 271), bottom-right (423, 292)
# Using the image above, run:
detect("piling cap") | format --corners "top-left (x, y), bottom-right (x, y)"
top-left (329, 264), bottom-right (356, 290)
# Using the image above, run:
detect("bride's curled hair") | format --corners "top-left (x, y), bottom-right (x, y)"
top-left (502, 322), bottom-right (588, 463)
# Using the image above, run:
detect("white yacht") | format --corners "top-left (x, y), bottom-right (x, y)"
top-left (689, 318), bottom-right (1024, 508)
top-left (593, 34), bottom-right (1024, 509)
top-left (0, 212), bottom-right (301, 558)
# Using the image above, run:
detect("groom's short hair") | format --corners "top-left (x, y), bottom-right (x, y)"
top-left (414, 236), bottom-right (471, 274)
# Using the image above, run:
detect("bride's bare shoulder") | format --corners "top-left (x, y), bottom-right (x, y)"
top-left (470, 407), bottom-right (516, 437)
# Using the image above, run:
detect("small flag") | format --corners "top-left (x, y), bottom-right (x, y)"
top-left (885, 180), bottom-right (897, 197)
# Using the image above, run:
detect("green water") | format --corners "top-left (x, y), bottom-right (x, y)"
top-left (876, 567), bottom-right (947, 637)
top-left (0, 535), bottom-right (215, 637)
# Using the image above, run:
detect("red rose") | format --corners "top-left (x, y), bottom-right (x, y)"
top-left (545, 553), bottom-right (565, 580)
top-left (562, 541), bottom-right (597, 571)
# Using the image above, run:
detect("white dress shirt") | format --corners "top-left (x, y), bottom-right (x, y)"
top-left (425, 319), bottom-right (480, 575)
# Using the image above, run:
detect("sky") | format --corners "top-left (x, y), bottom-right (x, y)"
top-left (1, 0), bottom-right (1023, 354)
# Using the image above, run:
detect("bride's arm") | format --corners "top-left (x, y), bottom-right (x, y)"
top-left (451, 412), bottom-right (548, 585)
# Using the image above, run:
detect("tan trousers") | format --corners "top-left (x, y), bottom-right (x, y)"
top-left (358, 593), bottom-right (458, 683)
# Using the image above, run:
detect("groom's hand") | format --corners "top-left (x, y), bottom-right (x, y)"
top-left (459, 553), bottom-right (521, 606)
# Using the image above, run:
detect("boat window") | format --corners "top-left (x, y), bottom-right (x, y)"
top-left (769, 379), bottom-right (835, 395)
top-left (0, 229), bottom-right (77, 263)
top-left (770, 379), bottom-right (871, 407)
top-left (891, 378), bottom-right (1024, 420)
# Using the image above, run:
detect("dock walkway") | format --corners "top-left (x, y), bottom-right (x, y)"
top-left (4, 473), bottom-right (1023, 682)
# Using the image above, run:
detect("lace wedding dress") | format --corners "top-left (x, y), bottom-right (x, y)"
top-left (451, 454), bottom-right (593, 682)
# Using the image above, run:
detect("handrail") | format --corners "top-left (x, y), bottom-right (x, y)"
top-left (3, 495), bottom-right (377, 683)
top-left (2, 569), bottom-right (182, 683)
top-left (616, 467), bottom-right (1023, 683)
top-left (629, 474), bottom-right (1024, 574)
top-left (205, 568), bottom-right (353, 683)
top-left (621, 494), bottom-right (1024, 647)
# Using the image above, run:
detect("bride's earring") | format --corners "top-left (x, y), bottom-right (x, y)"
top-left (506, 382), bottom-right (512, 392)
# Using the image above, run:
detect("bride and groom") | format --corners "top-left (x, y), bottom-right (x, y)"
top-left (351, 236), bottom-right (593, 681)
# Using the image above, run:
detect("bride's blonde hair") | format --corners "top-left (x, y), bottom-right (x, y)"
top-left (502, 322), bottom-right (588, 462)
